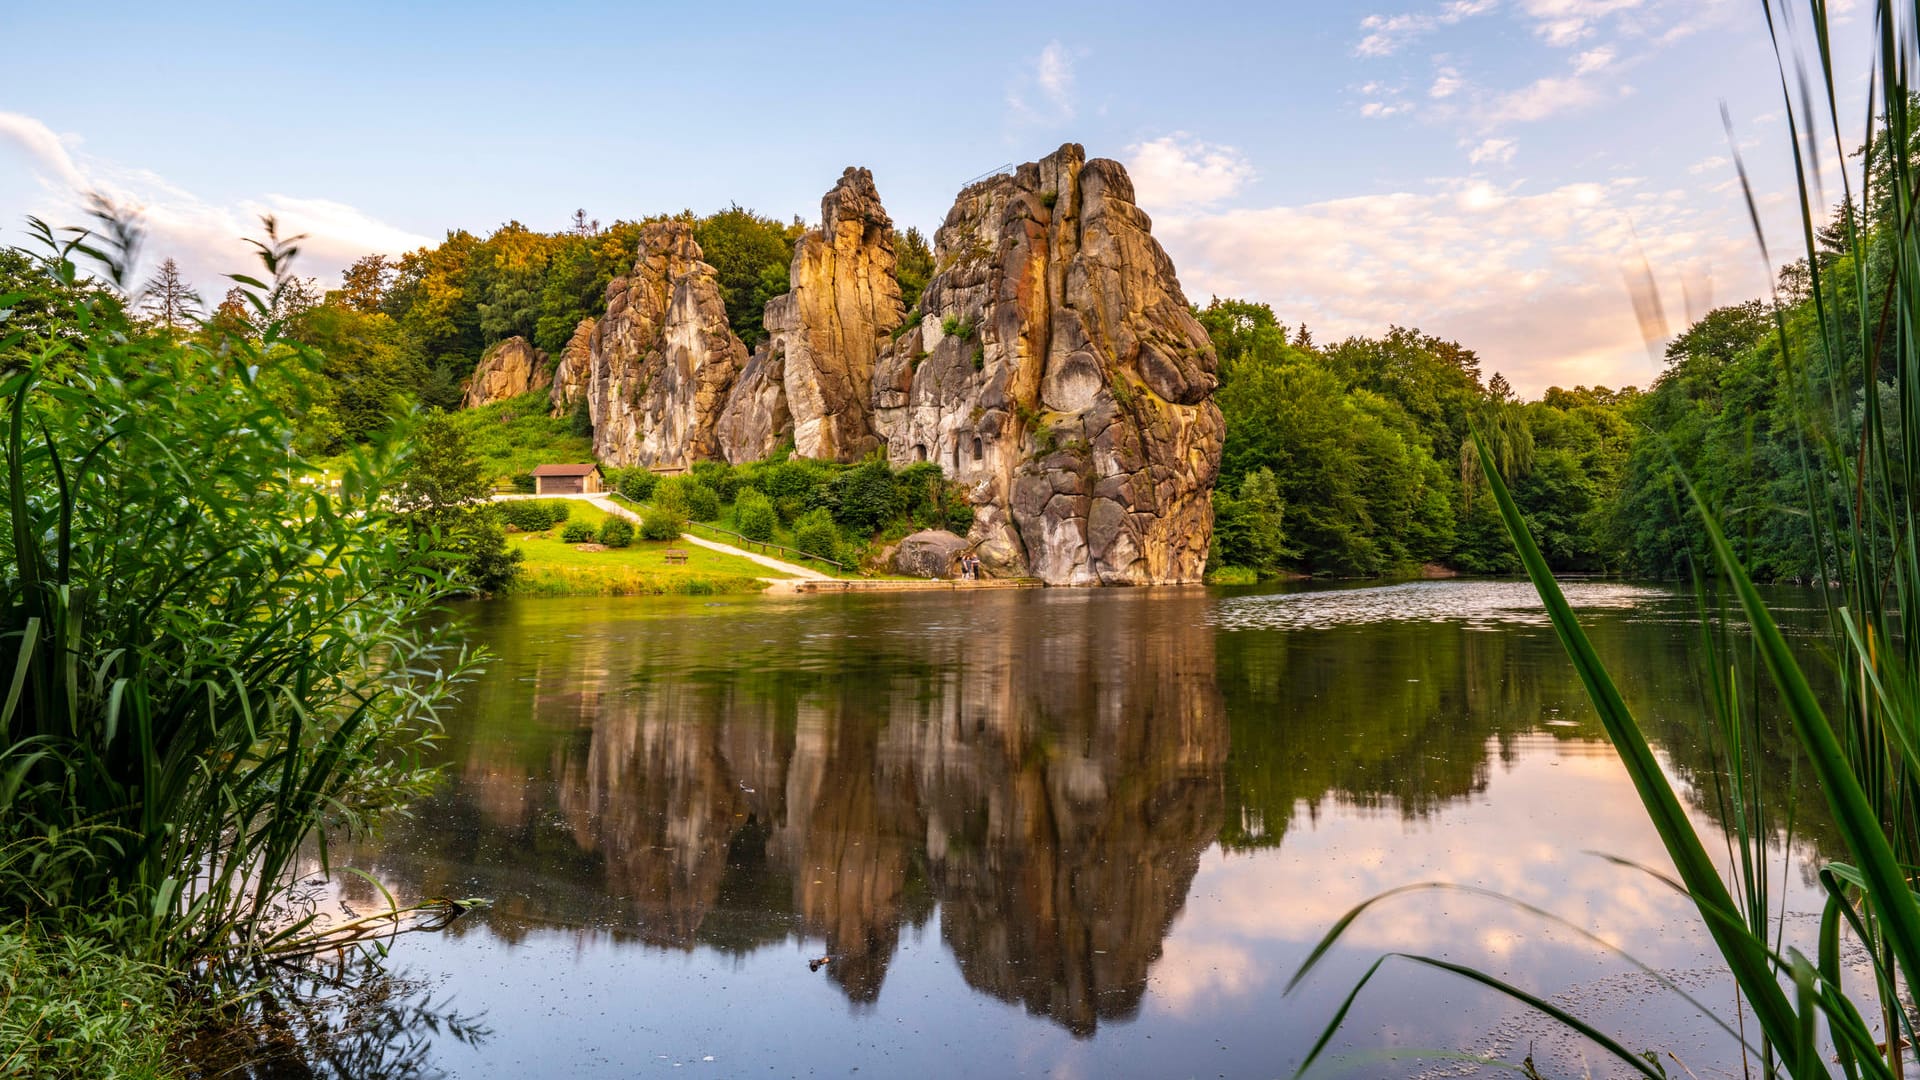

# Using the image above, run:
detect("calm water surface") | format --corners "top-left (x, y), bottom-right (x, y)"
top-left (315, 581), bottom-right (1845, 1078)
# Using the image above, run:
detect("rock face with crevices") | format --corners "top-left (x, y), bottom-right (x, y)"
top-left (549, 317), bottom-right (595, 419)
top-left (588, 223), bottom-right (748, 469)
top-left (462, 335), bottom-right (550, 409)
top-left (718, 167), bottom-right (905, 464)
top-left (870, 143), bottom-right (1223, 584)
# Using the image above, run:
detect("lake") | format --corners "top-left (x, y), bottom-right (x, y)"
top-left (297, 581), bottom-right (1845, 1078)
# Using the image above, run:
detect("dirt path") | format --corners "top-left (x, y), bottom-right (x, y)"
top-left (579, 497), bottom-right (832, 581)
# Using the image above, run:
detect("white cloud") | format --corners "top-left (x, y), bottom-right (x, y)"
top-left (1573, 45), bottom-right (1616, 72)
top-left (1484, 71), bottom-right (1614, 124)
top-left (1362, 101), bottom-right (1413, 118)
top-left (1355, 0), bottom-right (1497, 57)
top-left (1151, 171), bottom-right (1769, 396)
top-left (0, 112), bottom-right (87, 193)
top-left (1006, 41), bottom-right (1077, 127)
top-left (1468, 137), bottom-right (1518, 165)
top-left (1124, 135), bottom-right (1256, 210)
top-left (1517, 0), bottom-right (1646, 45)
top-left (0, 111), bottom-right (429, 302)
top-left (1430, 66), bottom-right (1465, 99)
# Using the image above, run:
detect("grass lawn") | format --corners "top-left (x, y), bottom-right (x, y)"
top-left (452, 390), bottom-right (596, 484)
top-left (506, 501), bottom-right (783, 596)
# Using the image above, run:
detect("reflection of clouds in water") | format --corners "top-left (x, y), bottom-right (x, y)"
top-left (1150, 735), bottom-right (1836, 1075)
top-left (1212, 581), bottom-right (1671, 632)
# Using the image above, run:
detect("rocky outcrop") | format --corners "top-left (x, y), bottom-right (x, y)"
top-left (712, 343), bottom-right (790, 462)
top-left (718, 168), bottom-right (905, 464)
top-left (871, 144), bottom-right (1223, 584)
top-left (588, 223), bottom-right (747, 469)
top-left (461, 336), bottom-right (550, 409)
top-left (548, 317), bottom-right (595, 419)
top-left (892, 529), bottom-right (967, 579)
top-left (585, 146), bottom-right (1221, 584)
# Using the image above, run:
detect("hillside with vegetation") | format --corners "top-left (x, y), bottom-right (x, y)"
top-left (12, 134), bottom-right (1879, 591)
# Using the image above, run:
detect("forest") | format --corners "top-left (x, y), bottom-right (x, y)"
top-left (3, 176), bottom-right (1867, 586)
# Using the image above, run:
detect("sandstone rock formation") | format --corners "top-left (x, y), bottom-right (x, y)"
top-left (461, 335), bottom-right (550, 409)
top-left (588, 223), bottom-right (747, 469)
top-left (871, 144), bottom-right (1223, 584)
top-left (717, 168), bottom-right (905, 464)
top-left (583, 146), bottom-right (1221, 584)
top-left (548, 316), bottom-right (595, 419)
top-left (892, 529), bottom-right (967, 579)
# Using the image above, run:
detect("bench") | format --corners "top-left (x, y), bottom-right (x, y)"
top-left (664, 549), bottom-right (690, 565)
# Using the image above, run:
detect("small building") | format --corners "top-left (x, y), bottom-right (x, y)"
top-left (531, 463), bottom-right (604, 495)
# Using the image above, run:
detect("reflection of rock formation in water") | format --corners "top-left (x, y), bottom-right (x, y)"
top-left (415, 594), bottom-right (1224, 1034)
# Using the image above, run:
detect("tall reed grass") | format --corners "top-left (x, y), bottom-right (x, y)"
top-left (1294, 2), bottom-right (1920, 1076)
top-left (0, 212), bottom-right (477, 975)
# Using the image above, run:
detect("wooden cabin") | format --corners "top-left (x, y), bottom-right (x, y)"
top-left (531, 463), bottom-right (604, 495)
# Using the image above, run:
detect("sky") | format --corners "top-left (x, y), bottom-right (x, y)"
top-left (0, 0), bottom-right (1876, 396)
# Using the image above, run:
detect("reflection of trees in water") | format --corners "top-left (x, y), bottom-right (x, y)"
top-left (178, 956), bottom-right (488, 1079)
top-left (347, 589), bottom-right (1840, 1039)
top-left (1213, 596), bottom-right (1839, 862)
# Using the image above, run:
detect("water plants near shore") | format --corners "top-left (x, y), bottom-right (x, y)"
top-left (0, 216), bottom-right (480, 1072)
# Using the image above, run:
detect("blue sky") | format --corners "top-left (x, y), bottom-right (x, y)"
top-left (0, 0), bottom-right (1868, 394)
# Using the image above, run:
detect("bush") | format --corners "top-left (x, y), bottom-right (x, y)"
top-left (762, 458), bottom-right (831, 510)
top-left (615, 467), bottom-right (659, 502)
top-left (561, 521), bottom-right (595, 543)
top-left (639, 507), bottom-right (684, 541)
top-left (945, 502), bottom-right (976, 535)
top-left (736, 489), bottom-right (777, 542)
top-left (509, 473), bottom-right (536, 493)
top-left (828, 459), bottom-right (905, 534)
top-left (657, 476), bottom-right (721, 521)
top-left (690, 460), bottom-right (740, 502)
top-left (792, 508), bottom-right (843, 564)
top-left (597, 517), bottom-right (636, 548)
top-left (498, 499), bottom-right (571, 532)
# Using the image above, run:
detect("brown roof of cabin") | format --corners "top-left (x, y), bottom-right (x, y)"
top-left (530, 463), bottom-right (601, 476)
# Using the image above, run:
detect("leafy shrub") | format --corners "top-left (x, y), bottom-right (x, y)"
top-left (828, 459), bottom-right (905, 533)
top-left (498, 499), bottom-right (571, 532)
top-left (0, 223), bottom-right (471, 969)
top-left (945, 502), bottom-right (976, 535)
top-left (735, 489), bottom-right (777, 542)
top-left (561, 521), bottom-right (595, 543)
top-left (614, 467), bottom-right (658, 502)
top-left (761, 458), bottom-right (832, 510)
top-left (792, 508), bottom-right (843, 564)
top-left (639, 507), bottom-right (684, 541)
top-left (510, 473), bottom-right (536, 493)
top-left (941, 313), bottom-right (976, 339)
top-left (690, 460), bottom-right (740, 502)
top-left (657, 476), bottom-right (721, 521)
top-left (1212, 467), bottom-right (1293, 577)
top-left (1206, 565), bottom-right (1258, 585)
top-left (597, 517), bottom-right (636, 548)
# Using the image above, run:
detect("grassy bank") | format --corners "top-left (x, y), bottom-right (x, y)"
top-left (504, 501), bottom-right (775, 596)
top-left (0, 921), bottom-right (193, 1078)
